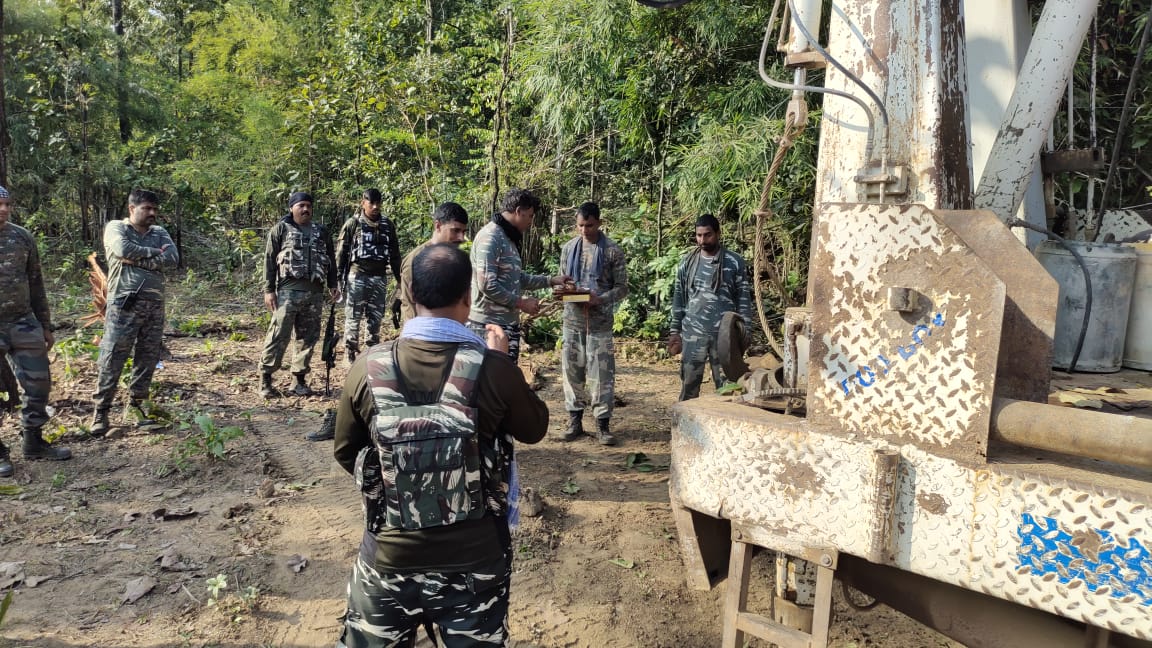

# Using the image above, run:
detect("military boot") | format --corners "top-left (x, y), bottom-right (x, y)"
top-left (560, 410), bottom-right (584, 442)
top-left (345, 343), bottom-right (359, 365)
top-left (261, 372), bottom-right (280, 399)
top-left (0, 440), bottom-right (13, 478)
top-left (291, 372), bottom-right (314, 397)
top-left (22, 427), bottom-right (72, 462)
top-left (305, 408), bottom-right (337, 442)
top-left (595, 417), bottom-right (617, 446)
top-left (89, 409), bottom-right (111, 438)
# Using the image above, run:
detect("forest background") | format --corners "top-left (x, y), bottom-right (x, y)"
top-left (0, 0), bottom-right (1149, 345)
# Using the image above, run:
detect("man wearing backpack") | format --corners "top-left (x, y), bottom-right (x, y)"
top-left (335, 188), bottom-right (402, 363)
top-left (333, 243), bottom-right (548, 647)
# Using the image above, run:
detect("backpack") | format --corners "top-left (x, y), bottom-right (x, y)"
top-left (355, 340), bottom-right (488, 532)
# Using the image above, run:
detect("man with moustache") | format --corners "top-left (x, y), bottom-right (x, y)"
top-left (336, 188), bottom-right (402, 362)
top-left (90, 189), bottom-right (180, 435)
top-left (396, 201), bottom-right (469, 326)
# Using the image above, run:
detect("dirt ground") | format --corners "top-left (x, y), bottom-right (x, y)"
top-left (1, 301), bottom-right (969, 648)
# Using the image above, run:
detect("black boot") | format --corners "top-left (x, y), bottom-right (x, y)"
top-left (292, 372), bottom-right (314, 397)
top-left (0, 440), bottom-right (13, 478)
top-left (346, 343), bottom-right (359, 364)
top-left (560, 410), bottom-right (584, 442)
top-left (596, 417), bottom-right (617, 446)
top-left (90, 409), bottom-right (111, 438)
top-left (22, 427), bottom-right (72, 462)
top-left (306, 408), bottom-right (337, 442)
top-left (261, 372), bottom-right (280, 399)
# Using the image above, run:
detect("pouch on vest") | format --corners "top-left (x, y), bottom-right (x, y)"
top-left (362, 341), bottom-right (487, 531)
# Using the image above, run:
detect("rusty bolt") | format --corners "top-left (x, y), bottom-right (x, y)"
top-left (887, 287), bottom-right (917, 312)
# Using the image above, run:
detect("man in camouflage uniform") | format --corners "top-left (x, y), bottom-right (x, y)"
top-left (335, 188), bottom-right (402, 362)
top-left (260, 192), bottom-right (340, 398)
top-left (469, 188), bottom-right (569, 363)
top-left (397, 202), bottom-right (469, 326)
top-left (0, 185), bottom-right (72, 476)
top-left (558, 202), bottom-right (628, 446)
top-left (668, 214), bottom-right (754, 401)
top-left (333, 244), bottom-right (548, 647)
top-left (91, 189), bottom-right (181, 435)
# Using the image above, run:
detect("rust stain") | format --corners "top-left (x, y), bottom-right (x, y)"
top-left (780, 462), bottom-right (826, 496)
top-left (917, 492), bottom-right (949, 515)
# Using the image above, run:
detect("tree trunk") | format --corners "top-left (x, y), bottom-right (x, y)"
top-left (0, 0), bottom-right (9, 187)
top-left (113, 0), bottom-right (130, 143)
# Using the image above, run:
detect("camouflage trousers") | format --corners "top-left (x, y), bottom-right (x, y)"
top-left (337, 552), bottom-right (511, 648)
top-left (260, 288), bottom-right (323, 376)
top-left (561, 326), bottom-right (615, 419)
top-left (679, 331), bottom-right (727, 401)
top-left (345, 271), bottom-right (390, 349)
top-left (93, 296), bottom-right (165, 412)
top-left (0, 314), bottom-right (52, 430)
top-left (467, 320), bottom-right (521, 364)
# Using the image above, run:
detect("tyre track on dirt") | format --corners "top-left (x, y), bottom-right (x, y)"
top-left (246, 409), bottom-right (361, 648)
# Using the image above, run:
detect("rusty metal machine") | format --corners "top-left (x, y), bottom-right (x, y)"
top-left (669, 1), bottom-right (1152, 646)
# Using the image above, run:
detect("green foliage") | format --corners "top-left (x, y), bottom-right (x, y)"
top-left (0, 590), bottom-right (12, 629)
top-left (171, 413), bottom-right (245, 471)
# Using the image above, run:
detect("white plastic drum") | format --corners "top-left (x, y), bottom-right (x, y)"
top-left (1035, 240), bottom-right (1138, 373)
top-left (1123, 243), bottom-right (1152, 370)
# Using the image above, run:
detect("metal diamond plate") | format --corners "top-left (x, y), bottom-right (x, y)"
top-left (671, 403), bottom-right (1152, 639)
top-left (807, 203), bottom-right (1005, 462)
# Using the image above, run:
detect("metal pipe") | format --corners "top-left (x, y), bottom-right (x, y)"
top-left (835, 554), bottom-right (1152, 648)
top-left (975, 0), bottom-right (1097, 224)
top-left (991, 398), bottom-right (1152, 469)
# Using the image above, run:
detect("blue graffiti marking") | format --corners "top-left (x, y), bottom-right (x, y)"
top-left (835, 312), bottom-right (947, 396)
top-left (1017, 513), bottom-right (1152, 606)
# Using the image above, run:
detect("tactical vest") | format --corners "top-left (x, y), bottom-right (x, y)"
top-left (355, 341), bottom-right (493, 532)
top-left (348, 216), bottom-right (393, 267)
top-left (276, 221), bottom-right (330, 284)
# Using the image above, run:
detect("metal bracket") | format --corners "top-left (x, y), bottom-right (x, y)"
top-left (855, 164), bottom-right (911, 201)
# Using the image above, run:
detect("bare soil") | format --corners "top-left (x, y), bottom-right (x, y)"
top-left (1, 300), bottom-right (966, 648)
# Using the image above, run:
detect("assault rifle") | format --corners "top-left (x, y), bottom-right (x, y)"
top-left (320, 301), bottom-right (339, 396)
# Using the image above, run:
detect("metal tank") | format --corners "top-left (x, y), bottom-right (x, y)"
top-left (1125, 243), bottom-right (1152, 370)
top-left (1035, 240), bottom-right (1138, 372)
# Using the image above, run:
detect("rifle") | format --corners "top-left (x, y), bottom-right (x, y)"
top-left (320, 301), bottom-right (339, 396)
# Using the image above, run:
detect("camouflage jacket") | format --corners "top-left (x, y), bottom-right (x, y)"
top-left (0, 223), bottom-right (51, 326)
top-left (262, 215), bottom-right (337, 293)
top-left (469, 219), bottom-right (551, 327)
top-left (104, 220), bottom-right (180, 301)
top-left (336, 212), bottom-right (402, 280)
top-left (670, 247), bottom-right (754, 337)
top-left (397, 241), bottom-right (428, 325)
top-left (559, 234), bottom-right (628, 332)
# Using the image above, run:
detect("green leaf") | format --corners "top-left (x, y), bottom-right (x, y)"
top-left (715, 382), bottom-right (744, 395)
top-left (608, 558), bottom-right (635, 569)
top-left (0, 485), bottom-right (22, 496)
top-left (625, 452), bottom-right (648, 468)
top-left (0, 590), bottom-right (12, 628)
top-left (560, 479), bottom-right (580, 495)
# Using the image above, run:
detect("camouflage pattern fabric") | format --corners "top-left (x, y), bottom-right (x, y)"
top-left (0, 315), bottom-right (52, 430)
top-left (397, 242), bottom-right (427, 326)
top-left (337, 552), bottom-right (511, 648)
top-left (360, 341), bottom-right (487, 531)
top-left (103, 220), bottom-right (179, 300)
top-left (678, 331), bottom-right (727, 401)
top-left (93, 297), bottom-right (166, 411)
top-left (466, 320), bottom-right (521, 364)
top-left (561, 327), bottom-right (615, 419)
top-left (559, 235), bottom-right (628, 332)
top-left (260, 288), bottom-right (324, 375)
top-left (670, 248), bottom-right (753, 401)
top-left (0, 223), bottom-right (51, 327)
top-left (469, 221), bottom-right (551, 328)
top-left (344, 270), bottom-right (390, 348)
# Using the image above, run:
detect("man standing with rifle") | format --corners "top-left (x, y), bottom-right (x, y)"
top-left (306, 301), bottom-right (341, 442)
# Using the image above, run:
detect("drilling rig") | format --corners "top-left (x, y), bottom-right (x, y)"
top-left (666, 1), bottom-right (1152, 646)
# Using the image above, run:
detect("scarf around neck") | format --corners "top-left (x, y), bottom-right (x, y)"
top-left (566, 234), bottom-right (610, 286)
top-left (493, 213), bottom-right (524, 252)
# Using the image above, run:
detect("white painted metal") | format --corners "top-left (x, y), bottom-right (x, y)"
top-left (671, 401), bottom-right (1152, 640)
top-left (1123, 243), bottom-right (1152, 369)
top-left (964, 0), bottom-right (1048, 248)
top-left (787, 0), bottom-right (823, 54)
top-left (974, 0), bottom-right (1096, 225)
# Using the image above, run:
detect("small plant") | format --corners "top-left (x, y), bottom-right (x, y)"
top-left (51, 470), bottom-right (67, 489)
top-left (228, 331), bottom-right (248, 342)
top-left (205, 574), bottom-right (228, 607)
top-left (0, 590), bottom-right (12, 628)
top-left (171, 413), bottom-right (245, 472)
top-left (176, 316), bottom-right (206, 337)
